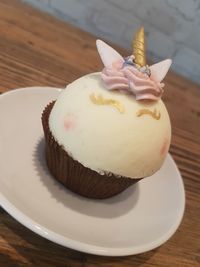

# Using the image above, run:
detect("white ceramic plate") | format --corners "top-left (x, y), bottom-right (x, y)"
top-left (0, 87), bottom-right (185, 256)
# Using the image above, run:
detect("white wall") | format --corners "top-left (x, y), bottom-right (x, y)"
top-left (22, 0), bottom-right (200, 84)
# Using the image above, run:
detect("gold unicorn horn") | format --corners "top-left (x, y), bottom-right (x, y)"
top-left (132, 26), bottom-right (146, 67)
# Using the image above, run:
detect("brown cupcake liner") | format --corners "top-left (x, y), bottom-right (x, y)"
top-left (41, 102), bottom-right (141, 199)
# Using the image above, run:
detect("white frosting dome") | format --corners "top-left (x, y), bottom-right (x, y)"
top-left (49, 73), bottom-right (171, 179)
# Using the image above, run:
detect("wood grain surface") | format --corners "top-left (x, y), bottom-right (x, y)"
top-left (0, 0), bottom-right (200, 266)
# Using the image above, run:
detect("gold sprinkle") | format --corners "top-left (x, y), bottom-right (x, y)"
top-left (137, 108), bottom-right (161, 120)
top-left (90, 93), bottom-right (125, 113)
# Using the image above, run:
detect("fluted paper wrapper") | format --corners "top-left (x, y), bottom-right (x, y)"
top-left (42, 102), bottom-right (141, 199)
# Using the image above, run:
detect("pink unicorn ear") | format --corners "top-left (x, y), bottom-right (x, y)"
top-left (150, 59), bottom-right (172, 82)
top-left (96, 39), bottom-right (124, 68)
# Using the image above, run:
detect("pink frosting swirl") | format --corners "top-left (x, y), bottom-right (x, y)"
top-left (101, 64), bottom-right (164, 101)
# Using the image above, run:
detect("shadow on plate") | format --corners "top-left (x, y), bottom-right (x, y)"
top-left (33, 138), bottom-right (140, 219)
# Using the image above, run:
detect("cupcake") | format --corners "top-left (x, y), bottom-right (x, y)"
top-left (42, 27), bottom-right (172, 199)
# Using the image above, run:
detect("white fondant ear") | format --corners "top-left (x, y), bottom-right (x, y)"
top-left (96, 39), bottom-right (124, 68)
top-left (150, 59), bottom-right (172, 82)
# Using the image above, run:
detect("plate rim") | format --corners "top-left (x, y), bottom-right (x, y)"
top-left (0, 86), bottom-right (62, 97)
top-left (0, 87), bottom-right (185, 256)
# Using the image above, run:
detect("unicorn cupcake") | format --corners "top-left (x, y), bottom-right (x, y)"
top-left (42, 27), bottom-right (172, 199)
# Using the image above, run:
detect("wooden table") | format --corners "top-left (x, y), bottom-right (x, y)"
top-left (0, 1), bottom-right (199, 266)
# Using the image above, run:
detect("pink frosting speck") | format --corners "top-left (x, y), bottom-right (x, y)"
top-left (160, 138), bottom-right (169, 156)
top-left (64, 114), bottom-right (76, 131)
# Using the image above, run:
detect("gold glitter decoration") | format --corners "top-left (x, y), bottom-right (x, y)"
top-left (90, 93), bottom-right (125, 113)
top-left (137, 108), bottom-right (161, 120)
top-left (132, 26), bottom-right (146, 67)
